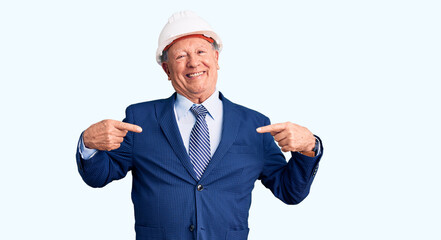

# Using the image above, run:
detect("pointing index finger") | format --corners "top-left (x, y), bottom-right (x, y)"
top-left (256, 123), bottom-right (286, 134)
top-left (115, 121), bottom-right (143, 133)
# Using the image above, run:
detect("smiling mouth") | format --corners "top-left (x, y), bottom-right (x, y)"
top-left (186, 71), bottom-right (205, 78)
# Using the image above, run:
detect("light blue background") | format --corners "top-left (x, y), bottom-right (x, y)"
top-left (1, 0), bottom-right (440, 239)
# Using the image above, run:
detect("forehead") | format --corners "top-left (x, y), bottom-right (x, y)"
top-left (168, 37), bottom-right (213, 53)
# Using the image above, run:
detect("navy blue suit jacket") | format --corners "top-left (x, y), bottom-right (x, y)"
top-left (76, 92), bottom-right (323, 240)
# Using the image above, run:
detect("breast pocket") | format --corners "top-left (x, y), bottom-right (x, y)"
top-left (224, 144), bottom-right (262, 183)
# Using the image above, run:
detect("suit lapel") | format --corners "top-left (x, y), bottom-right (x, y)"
top-left (156, 93), bottom-right (199, 182)
top-left (200, 92), bottom-right (240, 182)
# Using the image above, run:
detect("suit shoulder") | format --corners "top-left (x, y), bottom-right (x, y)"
top-left (230, 101), bottom-right (269, 123)
top-left (126, 97), bottom-right (170, 112)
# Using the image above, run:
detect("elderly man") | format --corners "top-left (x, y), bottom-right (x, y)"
top-left (77, 11), bottom-right (323, 240)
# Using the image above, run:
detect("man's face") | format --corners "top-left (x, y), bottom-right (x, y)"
top-left (162, 37), bottom-right (219, 103)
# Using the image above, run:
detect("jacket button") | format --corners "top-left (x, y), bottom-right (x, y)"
top-left (197, 184), bottom-right (204, 191)
top-left (189, 224), bottom-right (195, 232)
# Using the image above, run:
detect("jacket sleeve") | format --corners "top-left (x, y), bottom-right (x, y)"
top-left (75, 106), bottom-right (135, 188)
top-left (258, 117), bottom-right (323, 205)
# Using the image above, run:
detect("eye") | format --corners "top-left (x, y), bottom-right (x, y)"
top-left (176, 55), bottom-right (185, 60)
top-left (198, 50), bottom-right (206, 54)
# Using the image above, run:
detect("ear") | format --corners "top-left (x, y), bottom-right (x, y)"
top-left (161, 62), bottom-right (171, 80)
top-left (215, 50), bottom-right (220, 70)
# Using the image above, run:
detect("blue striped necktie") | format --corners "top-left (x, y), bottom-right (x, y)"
top-left (189, 104), bottom-right (211, 180)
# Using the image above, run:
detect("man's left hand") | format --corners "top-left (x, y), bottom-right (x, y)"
top-left (257, 122), bottom-right (316, 153)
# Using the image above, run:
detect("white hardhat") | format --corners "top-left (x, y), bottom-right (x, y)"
top-left (156, 10), bottom-right (223, 65)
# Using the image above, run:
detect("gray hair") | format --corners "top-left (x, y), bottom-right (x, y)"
top-left (160, 41), bottom-right (219, 63)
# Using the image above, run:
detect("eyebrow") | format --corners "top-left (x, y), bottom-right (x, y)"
top-left (172, 44), bottom-right (210, 53)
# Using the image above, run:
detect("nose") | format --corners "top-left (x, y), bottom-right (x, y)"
top-left (186, 54), bottom-right (200, 68)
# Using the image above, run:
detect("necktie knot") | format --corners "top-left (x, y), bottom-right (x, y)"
top-left (190, 104), bottom-right (208, 118)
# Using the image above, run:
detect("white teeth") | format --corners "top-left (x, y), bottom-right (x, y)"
top-left (188, 71), bottom-right (204, 77)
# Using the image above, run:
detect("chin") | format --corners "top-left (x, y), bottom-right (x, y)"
top-left (189, 85), bottom-right (209, 94)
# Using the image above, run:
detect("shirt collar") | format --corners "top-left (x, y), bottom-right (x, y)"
top-left (175, 90), bottom-right (221, 121)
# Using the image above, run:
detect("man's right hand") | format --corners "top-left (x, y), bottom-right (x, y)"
top-left (83, 119), bottom-right (142, 151)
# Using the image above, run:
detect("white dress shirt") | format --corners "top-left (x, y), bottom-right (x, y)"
top-left (174, 90), bottom-right (223, 157)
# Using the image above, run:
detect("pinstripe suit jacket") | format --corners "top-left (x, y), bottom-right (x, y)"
top-left (76, 92), bottom-right (323, 240)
